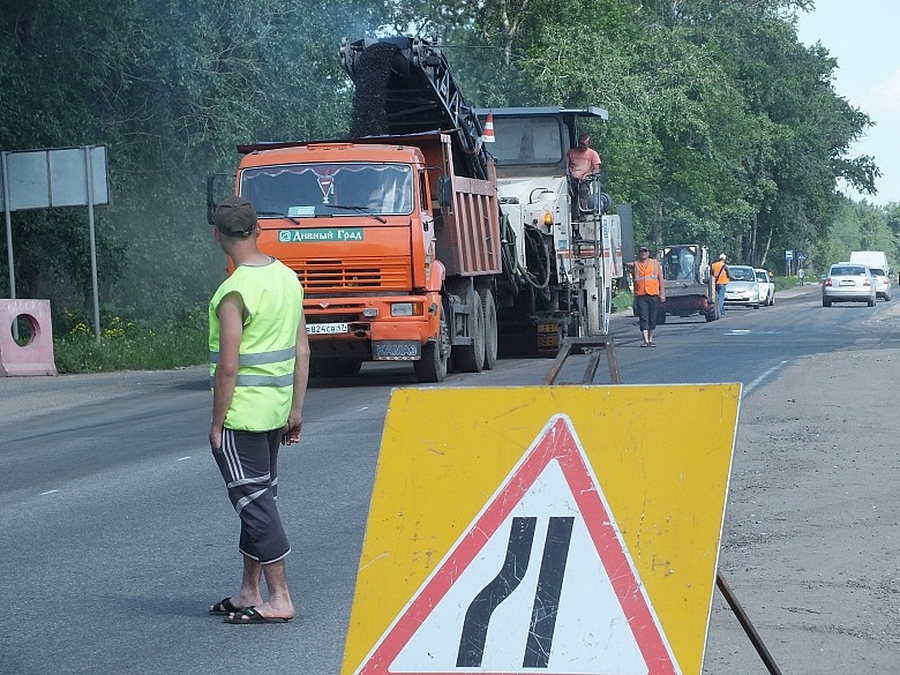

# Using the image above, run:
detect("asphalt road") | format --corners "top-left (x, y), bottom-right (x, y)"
top-left (1, 282), bottom-right (895, 675)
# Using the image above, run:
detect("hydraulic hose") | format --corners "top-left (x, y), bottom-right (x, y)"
top-left (521, 226), bottom-right (552, 290)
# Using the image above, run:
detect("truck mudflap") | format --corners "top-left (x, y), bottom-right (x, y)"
top-left (361, 318), bottom-right (440, 361)
top-left (368, 307), bottom-right (440, 361)
top-left (372, 341), bottom-right (421, 360)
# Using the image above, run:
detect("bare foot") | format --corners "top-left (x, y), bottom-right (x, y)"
top-left (225, 602), bottom-right (295, 623)
top-left (252, 600), bottom-right (295, 621)
top-left (233, 591), bottom-right (264, 609)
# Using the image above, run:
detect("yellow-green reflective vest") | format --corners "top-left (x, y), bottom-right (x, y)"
top-left (208, 259), bottom-right (303, 431)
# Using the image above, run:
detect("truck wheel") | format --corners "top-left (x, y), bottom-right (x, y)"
top-left (414, 310), bottom-right (450, 383)
top-left (478, 287), bottom-right (498, 370)
top-left (705, 306), bottom-right (718, 322)
top-left (454, 286), bottom-right (485, 373)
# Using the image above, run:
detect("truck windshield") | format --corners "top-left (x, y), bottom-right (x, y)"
top-left (239, 163), bottom-right (413, 217)
top-left (489, 117), bottom-right (565, 166)
top-left (661, 245), bottom-right (699, 282)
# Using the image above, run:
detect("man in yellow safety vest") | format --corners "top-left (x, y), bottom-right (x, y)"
top-left (207, 196), bottom-right (311, 624)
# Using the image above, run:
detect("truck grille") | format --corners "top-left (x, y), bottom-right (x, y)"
top-left (298, 257), bottom-right (411, 292)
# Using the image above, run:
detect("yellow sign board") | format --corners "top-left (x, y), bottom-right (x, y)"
top-left (341, 384), bottom-right (740, 675)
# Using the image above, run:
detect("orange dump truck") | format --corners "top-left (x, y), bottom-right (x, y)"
top-left (223, 131), bottom-right (501, 382)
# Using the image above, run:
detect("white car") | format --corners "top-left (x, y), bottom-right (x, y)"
top-left (724, 265), bottom-right (761, 309)
top-left (754, 268), bottom-right (775, 306)
top-left (822, 263), bottom-right (876, 307)
top-left (868, 267), bottom-right (892, 301)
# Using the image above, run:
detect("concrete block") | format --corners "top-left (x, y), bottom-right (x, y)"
top-left (0, 299), bottom-right (58, 377)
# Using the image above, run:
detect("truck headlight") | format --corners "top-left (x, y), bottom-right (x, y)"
top-left (390, 302), bottom-right (423, 317)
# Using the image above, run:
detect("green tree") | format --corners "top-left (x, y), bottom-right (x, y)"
top-left (0, 0), bottom-right (393, 326)
top-left (812, 198), bottom-right (897, 275)
top-left (514, 5), bottom-right (756, 249)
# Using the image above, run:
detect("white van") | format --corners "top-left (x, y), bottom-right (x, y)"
top-left (849, 251), bottom-right (892, 300)
top-left (849, 251), bottom-right (890, 276)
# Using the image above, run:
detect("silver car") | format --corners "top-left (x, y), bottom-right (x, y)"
top-left (724, 265), bottom-right (761, 309)
top-left (822, 263), bottom-right (876, 307)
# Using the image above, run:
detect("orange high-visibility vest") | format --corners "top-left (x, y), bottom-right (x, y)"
top-left (634, 259), bottom-right (661, 296)
top-left (712, 260), bottom-right (728, 285)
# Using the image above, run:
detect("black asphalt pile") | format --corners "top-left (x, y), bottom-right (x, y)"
top-left (349, 42), bottom-right (395, 137)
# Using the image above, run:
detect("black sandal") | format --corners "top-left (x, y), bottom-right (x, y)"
top-left (209, 597), bottom-right (244, 616)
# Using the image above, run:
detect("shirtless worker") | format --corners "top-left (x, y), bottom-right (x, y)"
top-left (566, 133), bottom-right (602, 210)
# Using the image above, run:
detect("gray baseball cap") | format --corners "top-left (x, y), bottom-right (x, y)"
top-left (214, 196), bottom-right (257, 237)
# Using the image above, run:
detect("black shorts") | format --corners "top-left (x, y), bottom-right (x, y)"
top-left (635, 294), bottom-right (660, 331)
top-left (212, 427), bottom-right (290, 564)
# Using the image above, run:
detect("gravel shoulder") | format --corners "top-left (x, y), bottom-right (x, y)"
top-left (703, 287), bottom-right (900, 672)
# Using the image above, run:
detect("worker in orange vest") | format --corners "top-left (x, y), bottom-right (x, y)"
top-left (711, 254), bottom-right (731, 316)
top-left (632, 246), bottom-right (666, 347)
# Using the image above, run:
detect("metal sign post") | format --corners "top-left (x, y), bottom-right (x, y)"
top-left (84, 148), bottom-right (101, 343)
top-left (2, 153), bottom-right (18, 340)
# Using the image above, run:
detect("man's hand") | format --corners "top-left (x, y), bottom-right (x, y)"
top-left (209, 424), bottom-right (223, 451)
top-left (283, 311), bottom-right (310, 447)
top-left (282, 410), bottom-right (303, 445)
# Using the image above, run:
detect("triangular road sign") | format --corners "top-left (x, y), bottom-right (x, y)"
top-left (355, 414), bottom-right (682, 675)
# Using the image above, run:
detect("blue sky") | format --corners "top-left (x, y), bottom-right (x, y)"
top-left (796, 1), bottom-right (900, 206)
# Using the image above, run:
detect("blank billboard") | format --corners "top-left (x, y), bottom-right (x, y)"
top-left (1, 146), bottom-right (108, 211)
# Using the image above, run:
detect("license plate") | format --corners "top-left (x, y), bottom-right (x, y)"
top-left (307, 322), bottom-right (349, 335)
top-left (536, 321), bottom-right (559, 335)
top-left (839, 279), bottom-right (855, 286)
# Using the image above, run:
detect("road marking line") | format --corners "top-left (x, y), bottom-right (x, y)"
top-left (743, 360), bottom-right (788, 398)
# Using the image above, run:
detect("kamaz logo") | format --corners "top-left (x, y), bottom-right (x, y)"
top-left (373, 341), bottom-right (420, 358)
